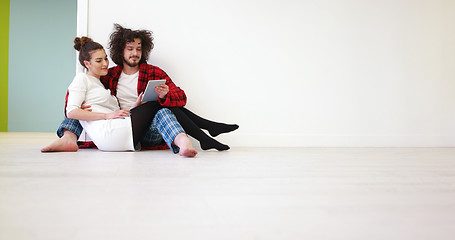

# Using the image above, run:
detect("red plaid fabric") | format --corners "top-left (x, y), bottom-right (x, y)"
top-left (100, 63), bottom-right (187, 107)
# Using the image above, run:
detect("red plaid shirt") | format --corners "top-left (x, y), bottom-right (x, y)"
top-left (100, 63), bottom-right (187, 107)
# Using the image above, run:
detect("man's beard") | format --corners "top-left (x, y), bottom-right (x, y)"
top-left (124, 57), bottom-right (140, 67)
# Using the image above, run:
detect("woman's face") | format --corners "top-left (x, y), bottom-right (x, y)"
top-left (84, 49), bottom-right (109, 78)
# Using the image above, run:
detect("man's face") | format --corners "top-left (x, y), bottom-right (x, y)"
top-left (123, 38), bottom-right (142, 67)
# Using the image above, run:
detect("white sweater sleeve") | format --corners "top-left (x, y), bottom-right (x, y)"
top-left (66, 74), bottom-right (87, 114)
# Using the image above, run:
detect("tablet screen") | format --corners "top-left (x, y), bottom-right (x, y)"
top-left (142, 80), bottom-right (166, 102)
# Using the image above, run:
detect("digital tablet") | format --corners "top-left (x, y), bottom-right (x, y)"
top-left (142, 80), bottom-right (166, 102)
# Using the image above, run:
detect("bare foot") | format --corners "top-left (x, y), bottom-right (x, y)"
top-left (179, 147), bottom-right (198, 157)
top-left (173, 133), bottom-right (198, 157)
top-left (41, 130), bottom-right (79, 152)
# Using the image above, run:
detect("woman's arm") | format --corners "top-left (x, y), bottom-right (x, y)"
top-left (66, 74), bottom-right (129, 121)
top-left (67, 108), bottom-right (130, 121)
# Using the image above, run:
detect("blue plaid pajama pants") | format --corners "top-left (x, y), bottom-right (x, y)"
top-left (57, 108), bottom-right (184, 153)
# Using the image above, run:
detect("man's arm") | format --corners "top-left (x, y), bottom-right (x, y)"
top-left (158, 75), bottom-right (187, 107)
top-left (138, 64), bottom-right (187, 107)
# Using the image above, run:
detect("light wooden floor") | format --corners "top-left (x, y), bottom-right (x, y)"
top-left (1, 132), bottom-right (455, 240)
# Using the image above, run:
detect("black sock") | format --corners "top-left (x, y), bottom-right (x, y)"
top-left (170, 107), bottom-right (230, 151)
top-left (208, 123), bottom-right (239, 137)
top-left (200, 141), bottom-right (230, 151)
top-left (180, 107), bottom-right (239, 137)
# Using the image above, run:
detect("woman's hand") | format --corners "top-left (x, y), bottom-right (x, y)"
top-left (130, 92), bottom-right (144, 110)
top-left (105, 109), bottom-right (130, 119)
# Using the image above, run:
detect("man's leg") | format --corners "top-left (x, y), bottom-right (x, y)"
top-left (141, 108), bottom-right (197, 157)
top-left (41, 117), bottom-right (83, 152)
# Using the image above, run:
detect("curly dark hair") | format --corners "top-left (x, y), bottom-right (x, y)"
top-left (108, 24), bottom-right (154, 66)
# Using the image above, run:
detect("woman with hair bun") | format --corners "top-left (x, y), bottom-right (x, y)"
top-left (62, 36), bottom-right (197, 156)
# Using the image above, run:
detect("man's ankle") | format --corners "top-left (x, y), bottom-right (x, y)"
top-left (62, 130), bottom-right (78, 141)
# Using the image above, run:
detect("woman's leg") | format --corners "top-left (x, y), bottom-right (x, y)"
top-left (169, 107), bottom-right (230, 151)
top-left (130, 101), bottom-right (162, 147)
top-left (179, 107), bottom-right (239, 137)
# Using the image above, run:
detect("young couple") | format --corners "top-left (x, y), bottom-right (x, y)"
top-left (41, 24), bottom-right (238, 157)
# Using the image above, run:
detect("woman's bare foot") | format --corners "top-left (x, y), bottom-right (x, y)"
top-left (173, 133), bottom-right (198, 157)
top-left (41, 130), bottom-right (79, 152)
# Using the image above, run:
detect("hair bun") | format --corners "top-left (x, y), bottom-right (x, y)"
top-left (74, 36), bottom-right (94, 51)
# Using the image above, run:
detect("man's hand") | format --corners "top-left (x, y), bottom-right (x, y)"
top-left (81, 101), bottom-right (92, 112)
top-left (155, 84), bottom-right (169, 99)
top-left (130, 93), bottom-right (144, 110)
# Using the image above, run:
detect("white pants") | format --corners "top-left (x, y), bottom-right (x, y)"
top-left (80, 117), bottom-right (135, 151)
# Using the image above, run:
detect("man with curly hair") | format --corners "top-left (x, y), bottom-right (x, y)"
top-left (42, 24), bottom-right (238, 154)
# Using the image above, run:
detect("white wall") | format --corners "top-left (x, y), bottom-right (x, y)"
top-left (84, 0), bottom-right (455, 147)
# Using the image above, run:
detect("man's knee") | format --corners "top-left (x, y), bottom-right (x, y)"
top-left (156, 108), bottom-right (172, 118)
